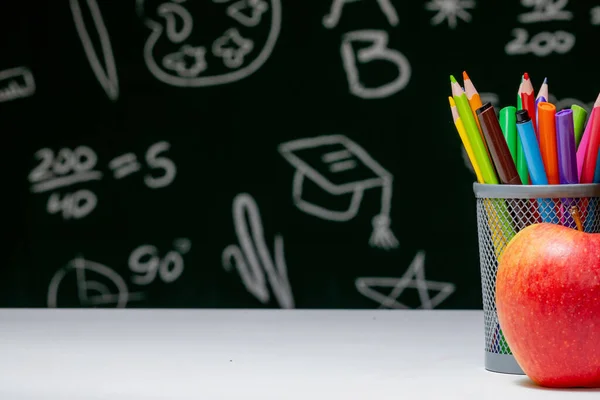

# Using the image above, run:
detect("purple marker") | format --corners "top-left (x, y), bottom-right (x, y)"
top-left (556, 109), bottom-right (578, 184)
top-left (556, 109), bottom-right (578, 227)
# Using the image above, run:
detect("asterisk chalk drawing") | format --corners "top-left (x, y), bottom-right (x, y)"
top-left (591, 6), bottom-right (600, 26)
top-left (355, 251), bottom-right (455, 309)
top-left (425, 0), bottom-right (476, 29)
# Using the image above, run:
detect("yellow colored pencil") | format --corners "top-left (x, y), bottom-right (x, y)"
top-left (449, 96), bottom-right (484, 184)
top-left (450, 75), bottom-right (499, 185)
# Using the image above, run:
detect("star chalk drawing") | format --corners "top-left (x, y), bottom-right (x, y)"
top-left (425, 0), bottom-right (476, 29)
top-left (355, 251), bottom-right (456, 309)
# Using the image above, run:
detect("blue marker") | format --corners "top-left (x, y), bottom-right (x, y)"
top-left (516, 109), bottom-right (558, 223)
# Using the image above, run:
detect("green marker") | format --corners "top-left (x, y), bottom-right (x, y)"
top-left (571, 104), bottom-right (588, 148)
top-left (450, 75), bottom-right (499, 185)
top-left (499, 106), bottom-right (518, 164)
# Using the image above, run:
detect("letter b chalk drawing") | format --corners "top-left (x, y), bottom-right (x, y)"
top-left (136, 0), bottom-right (281, 87)
top-left (278, 135), bottom-right (399, 250)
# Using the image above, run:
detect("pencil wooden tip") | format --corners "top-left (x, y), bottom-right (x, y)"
top-left (543, 77), bottom-right (547, 85)
top-left (450, 75), bottom-right (457, 84)
top-left (595, 92), bottom-right (600, 108)
top-left (523, 72), bottom-right (530, 80)
top-left (462, 71), bottom-right (469, 81)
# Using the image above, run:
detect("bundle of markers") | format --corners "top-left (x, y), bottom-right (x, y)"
top-left (448, 72), bottom-right (600, 188)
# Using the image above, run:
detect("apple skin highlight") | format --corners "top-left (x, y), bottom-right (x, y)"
top-left (496, 223), bottom-right (600, 388)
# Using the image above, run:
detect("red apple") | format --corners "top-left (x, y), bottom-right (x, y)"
top-left (496, 222), bottom-right (600, 388)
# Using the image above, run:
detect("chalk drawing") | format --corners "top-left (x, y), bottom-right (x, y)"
top-left (222, 193), bottom-right (294, 308)
top-left (144, 141), bottom-right (177, 189)
top-left (28, 146), bottom-right (102, 193)
top-left (355, 251), bottom-right (456, 309)
top-left (0, 66), bottom-right (35, 103)
top-left (137, 0), bottom-right (281, 87)
top-left (47, 190), bottom-right (97, 219)
top-left (505, 28), bottom-right (575, 57)
top-left (69, 0), bottom-right (119, 101)
top-left (425, 0), bottom-right (476, 29)
top-left (279, 134), bottom-right (399, 250)
top-left (47, 256), bottom-right (145, 308)
top-left (341, 30), bottom-right (411, 99)
top-left (592, 6), bottom-right (600, 25)
top-left (128, 239), bottom-right (191, 285)
top-left (517, 0), bottom-right (572, 24)
top-left (109, 153), bottom-right (142, 179)
top-left (212, 28), bottom-right (254, 69)
top-left (227, 0), bottom-right (269, 27)
top-left (322, 0), bottom-right (399, 28)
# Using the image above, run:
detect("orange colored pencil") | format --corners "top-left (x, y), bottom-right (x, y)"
top-left (463, 71), bottom-right (490, 153)
top-left (537, 102), bottom-right (559, 184)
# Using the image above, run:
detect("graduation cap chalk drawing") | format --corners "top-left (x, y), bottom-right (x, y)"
top-left (355, 251), bottom-right (456, 309)
top-left (278, 134), bottom-right (399, 250)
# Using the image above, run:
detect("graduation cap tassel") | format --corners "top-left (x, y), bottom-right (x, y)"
top-left (368, 178), bottom-right (399, 250)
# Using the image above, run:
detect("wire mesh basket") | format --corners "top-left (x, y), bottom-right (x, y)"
top-left (473, 183), bottom-right (600, 374)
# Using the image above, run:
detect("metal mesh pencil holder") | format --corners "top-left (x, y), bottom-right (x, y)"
top-left (473, 183), bottom-right (600, 375)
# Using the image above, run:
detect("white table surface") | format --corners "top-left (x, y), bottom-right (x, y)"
top-left (0, 309), bottom-right (598, 399)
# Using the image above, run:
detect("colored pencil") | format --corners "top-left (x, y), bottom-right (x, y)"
top-left (449, 96), bottom-right (484, 184)
top-left (463, 71), bottom-right (485, 138)
top-left (571, 105), bottom-right (588, 147)
top-left (450, 75), bottom-right (499, 185)
top-left (520, 73), bottom-right (537, 137)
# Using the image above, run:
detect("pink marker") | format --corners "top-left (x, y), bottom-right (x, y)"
top-left (577, 93), bottom-right (600, 180)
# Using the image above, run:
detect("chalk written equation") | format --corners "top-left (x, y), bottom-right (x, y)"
top-left (28, 141), bottom-right (176, 220)
top-left (47, 238), bottom-right (191, 307)
top-left (506, 0), bottom-right (575, 57)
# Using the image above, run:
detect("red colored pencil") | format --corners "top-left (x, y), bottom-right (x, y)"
top-left (520, 73), bottom-right (537, 139)
top-left (580, 93), bottom-right (600, 183)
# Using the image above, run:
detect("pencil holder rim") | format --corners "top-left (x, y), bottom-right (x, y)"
top-left (473, 183), bottom-right (600, 199)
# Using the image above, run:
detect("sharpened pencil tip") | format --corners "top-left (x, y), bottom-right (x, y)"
top-left (450, 75), bottom-right (457, 84)
top-left (448, 96), bottom-right (455, 107)
top-left (543, 77), bottom-right (547, 84)
top-left (523, 72), bottom-right (530, 80)
top-left (462, 71), bottom-right (469, 81)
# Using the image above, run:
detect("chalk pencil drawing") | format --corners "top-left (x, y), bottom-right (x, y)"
top-left (425, 0), bottom-right (476, 29)
top-left (47, 256), bottom-right (145, 308)
top-left (136, 0), bottom-right (281, 87)
top-left (592, 6), bottom-right (600, 26)
top-left (322, 0), bottom-right (399, 28)
top-left (278, 134), bottom-right (399, 250)
top-left (222, 193), bottom-right (294, 308)
top-left (341, 30), bottom-right (411, 99)
top-left (0, 66), bottom-right (35, 103)
top-left (69, 0), bottom-right (119, 101)
top-left (355, 251), bottom-right (456, 309)
top-left (517, 0), bottom-right (572, 24)
top-left (108, 153), bottom-right (142, 180)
